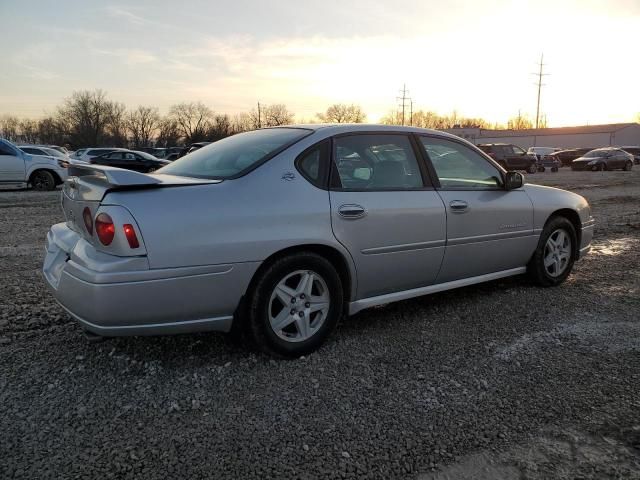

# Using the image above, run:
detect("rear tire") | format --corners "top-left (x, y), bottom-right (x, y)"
top-left (528, 216), bottom-right (577, 287)
top-left (551, 166), bottom-right (559, 172)
top-left (246, 252), bottom-right (343, 358)
top-left (30, 170), bottom-right (56, 191)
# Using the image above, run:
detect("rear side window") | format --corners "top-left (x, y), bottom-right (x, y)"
top-left (296, 140), bottom-right (330, 188)
top-left (331, 134), bottom-right (424, 190)
top-left (88, 149), bottom-right (109, 156)
top-left (0, 143), bottom-right (17, 156)
top-left (158, 128), bottom-right (312, 180)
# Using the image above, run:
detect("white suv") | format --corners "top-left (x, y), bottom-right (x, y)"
top-left (0, 139), bottom-right (68, 190)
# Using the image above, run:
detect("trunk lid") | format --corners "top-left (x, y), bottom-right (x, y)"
top-left (62, 164), bottom-right (220, 240)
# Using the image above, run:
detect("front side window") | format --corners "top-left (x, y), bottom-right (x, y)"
top-left (158, 128), bottom-right (311, 179)
top-left (512, 145), bottom-right (527, 155)
top-left (420, 137), bottom-right (503, 190)
top-left (108, 152), bottom-right (123, 160)
top-left (331, 135), bottom-right (424, 190)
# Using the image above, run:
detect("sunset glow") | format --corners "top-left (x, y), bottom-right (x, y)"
top-left (1, 0), bottom-right (639, 126)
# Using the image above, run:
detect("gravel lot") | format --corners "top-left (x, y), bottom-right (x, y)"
top-left (1, 168), bottom-right (639, 479)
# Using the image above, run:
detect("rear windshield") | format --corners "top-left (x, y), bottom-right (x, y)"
top-left (157, 128), bottom-right (311, 179)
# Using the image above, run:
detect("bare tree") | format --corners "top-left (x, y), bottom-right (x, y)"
top-left (19, 119), bottom-right (39, 144)
top-left (262, 104), bottom-right (294, 127)
top-left (156, 118), bottom-right (181, 147)
top-left (317, 104), bottom-right (366, 123)
top-left (106, 102), bottom-right (128, 147)
top-left (56, 90), bottom-right (114, 147)
top-left (168, 102), bottom-right (214, 143)
top-left (37, 117), bottom-right (64, 145)
top-left (0, 115), bottom-right (20, 141)
top-left (232, 113), bottom-right (257, 133)
top-left (208, 114), bottom-right (233, 141)
top-left (507, 111), bottom-right (534, 130)
top-left (127, 106), bottom-right (160, 148)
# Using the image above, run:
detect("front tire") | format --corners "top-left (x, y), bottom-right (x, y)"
top-left (30, 170), bottom-right (56, 191)
top-left (527, 164), bottom-right (537, 174)
top-left (246, 252), bottom-right (343, 357)
top-left (528, 217), bottom-right (577, 287)
top-left (624, 161), bottom-right (633, 171)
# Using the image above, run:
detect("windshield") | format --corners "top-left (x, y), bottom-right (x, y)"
top-left (584, 150), bottom-right (607, 158)
top-left (157, 128), bottom-right (312, 179)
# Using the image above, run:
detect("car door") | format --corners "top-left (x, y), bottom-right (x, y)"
top-left (417, 135), bottom-right (537, 283)
top-left (0, 142), bottom-right (26, 182)
top-left (328, 133), bottom-right (446, 299)
top-left (510, 145), bottom-right (529, 170)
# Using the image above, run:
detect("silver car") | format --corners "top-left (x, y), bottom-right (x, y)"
top-left (43, 125), bottom-right (595, 357)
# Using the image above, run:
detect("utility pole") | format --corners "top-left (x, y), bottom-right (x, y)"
top-left (409, 99), bottom-right (413, 126)
top-left (257, 102), bottom-right (262, 128)
top-left (533, 54), bottom-right (549, 129)
top-left (396, 84), bottom-right (412, 126)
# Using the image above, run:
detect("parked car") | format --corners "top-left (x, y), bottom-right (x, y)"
top-left (19, 145), bottom-right (69, 160)
top-left (552, 148), bottom-right (593, 167)
top-left (164, 147), bottom-right (186, 161)
top-left (89, 150), bottom-right (170, 173)
top-left (535, 154), bottom-right (561, 172)
top-left (477, 143), bottom-right (538, 173)
top-left (619, 146), bottom-right (640, 165)
top-left (527, 146), bottom-right (561, 160)
top-left (0, 138), bottom-right (68, 190)
top-left (73, 148), bottom-right (128, 163)
top-left (184, 142), bottom-right (212, 156)
top-left (571, 148), bottom-right (634, 171)
top-left (43, 125), bottom-right (594, 357)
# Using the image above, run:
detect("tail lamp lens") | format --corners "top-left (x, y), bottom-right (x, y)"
top-left (82, 207), bottom-right (93, 235)
top-left (95, 213), bottom-right (115, 246)
top-left (123, 224), bottom-right (140, 249)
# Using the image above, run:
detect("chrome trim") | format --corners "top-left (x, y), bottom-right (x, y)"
top-left (349, 267), bottom-right (527, 314)
top-left (361, 239), bottom-right (446, 255)
top-left (447, 230), bottom-right (535, 247)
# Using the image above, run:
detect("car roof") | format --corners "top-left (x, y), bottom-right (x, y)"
top-left (276, 124), bottom-right (470, 143)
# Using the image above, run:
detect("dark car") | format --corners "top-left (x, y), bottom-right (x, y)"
top-left (477, 143), bottom-right (538, 173)
top-left (620, 146), bottom-right (640, 165)
top-left (552, 148), bottom-right (593, 167)
top-left (164, 147), bottom-right (187, 161)
top-left (182, 142), bottom-right (212, 158)
top-left (571, 148), bottom-right (634, 171)
top-left (90, 150), bottom-right (170, 173)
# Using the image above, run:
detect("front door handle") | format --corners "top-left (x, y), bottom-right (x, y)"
top-left (449, 200), bottom-right (469, 213)
top-left (338, 204), bottom-right (366, 219)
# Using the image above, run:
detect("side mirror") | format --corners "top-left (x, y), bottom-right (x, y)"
top-left (505, 171), bottom-right (523, 190)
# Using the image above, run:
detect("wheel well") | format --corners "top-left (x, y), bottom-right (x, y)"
top-left (29, 169), bottom-right (63, 185)
top-left (245, 244), bottom-right (353, 306)
top-left (547, 209), bottom-right (582, 258)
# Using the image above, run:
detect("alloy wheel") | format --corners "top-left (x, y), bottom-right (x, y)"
top-left (543, 229), bottom-right (572, 278)
top-left (268, 270), bottom-right (330, 343)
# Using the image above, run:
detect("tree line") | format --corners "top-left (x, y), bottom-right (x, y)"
top-left (0, 89), bottom-right (545, 149)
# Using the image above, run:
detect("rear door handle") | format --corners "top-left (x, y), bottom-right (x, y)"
top-left (449, 200), bottom-right (469, 213)
top-left (338, 204), bottom-right (366, 219)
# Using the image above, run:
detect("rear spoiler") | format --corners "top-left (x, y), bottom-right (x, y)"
top-left (68, 164), bottom-right (161, 186)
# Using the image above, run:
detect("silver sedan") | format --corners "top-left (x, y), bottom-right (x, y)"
top-left (43, 125), bottom-right (594, 357)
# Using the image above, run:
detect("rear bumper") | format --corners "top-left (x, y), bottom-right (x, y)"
top-left (43, 223), bottom-right (259, 336)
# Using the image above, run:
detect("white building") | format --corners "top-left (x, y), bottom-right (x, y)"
top-left (445, 123), bottom-right (640, 149)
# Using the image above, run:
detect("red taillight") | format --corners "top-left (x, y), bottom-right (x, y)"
top-left (95, 213), bottom-right (115, 245)
top-left (123, 224), bottom-right (140, 249)
top-left (82, 207), bottom-right (93, 235)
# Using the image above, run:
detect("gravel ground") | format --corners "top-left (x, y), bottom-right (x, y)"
top-left (1, 168), bottom-right (639, 479)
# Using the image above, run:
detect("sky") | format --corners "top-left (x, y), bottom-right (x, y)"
top-left (0, 0), bottom-right (639, 127)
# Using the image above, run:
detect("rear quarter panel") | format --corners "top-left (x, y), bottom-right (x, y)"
top-left (104, 146), bottom-right (345, 271)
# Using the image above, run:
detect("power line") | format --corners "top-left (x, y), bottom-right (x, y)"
top-left (396, 84), bottom-right (412, 126)
top-left (532, 53), bottom-right (550, 129)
